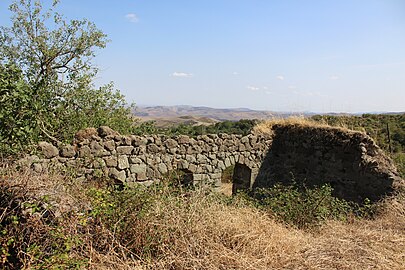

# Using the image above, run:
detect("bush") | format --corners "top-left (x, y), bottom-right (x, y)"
top-left (242, 183), bottom-right (371, 229)
top-left (0, 0), bottom-right (136, 156)
top-left (0, 180), bottom-right (87, 269)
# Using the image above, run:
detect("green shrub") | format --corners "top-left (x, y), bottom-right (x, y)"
top-left (0, 0), bottom-right (136, 156)
top-left (240, 183), bottom-right (372, 229)
top-left (0, 181), bottom-right (87, 269)
top-left (87, 184), bottom-right (175, 259)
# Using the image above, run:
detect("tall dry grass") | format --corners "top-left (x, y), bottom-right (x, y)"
top-left (253, 116), bottom-right (356, 135)
top-left (1, 166), bottom-right (404, 269)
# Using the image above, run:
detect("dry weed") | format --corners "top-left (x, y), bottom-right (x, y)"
top-left (253, 116), bottom-right (355, 135)
top-left (1, 166), bottom-right (404, 269)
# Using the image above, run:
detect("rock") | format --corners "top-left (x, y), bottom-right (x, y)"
top-left (98, 126), bottom-right (119, 137)
top-left (132, 136), bottom-right (148, 146)
top-left (90, 141), bottom-right (108, 157)
top-left (92, 158), bottom-right (106, 169)
top-left (136, 172), bottom-right (148, 181)
top-left (147, 144), bottom-right (160, 153)
top-left (117, 146), bottom-right (134, 155)
top-left (165, 138), bottom-right (178, 149)
top-left (177, 135), bottom-right (190, 144)
top-left (188, 164), bottom-right (197, 173)
top-left (178, 160), bottom-right (189, 170)
top-left (32, 163), bottom-right (43, 173)
top-left (130, 157), bottom-right (142, 164)
top-left (103, 140), bottom-right (116, 151)
top-left (117, 155), bottom-right (129, 170)
top-left (104, 156), bottom-right (118, 167)
top-left (185, 155), bottom-right (196, 163)
top-left (120, 136), bottom-right (132, 146)
top-left (38, 142), bottom-right (59, 158)
top-left (130, 164), bottom-right (147, 174)
top-left (60, 145), bottom-right (76, 158)
top-left (109, 168), bottom-right (126, 182)
top-left (74, 128), bottom-right (98, 142)
top-left (157, 163), bottom-right (168, 174)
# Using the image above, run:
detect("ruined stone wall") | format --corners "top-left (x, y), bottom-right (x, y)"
top-left (24, 126), bottom-right (270, 187)
top-left (254, 125), bottom-right (402, 202)
top-left (21, 125), bottom-right (402, 201)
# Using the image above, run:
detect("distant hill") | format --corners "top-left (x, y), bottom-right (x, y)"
top-left (133, 105), bottom-right (298, 123)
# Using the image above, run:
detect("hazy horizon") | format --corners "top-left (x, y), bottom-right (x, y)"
top-left (135, 103), bottom-right (405, 115)
top-left (1, 0), bottom-right (404, 113)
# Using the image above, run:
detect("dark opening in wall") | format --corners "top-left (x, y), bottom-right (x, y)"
top-left (169, 169), bottom-right (194, 187)
top-left (232, 163), bottom-right (252, 195)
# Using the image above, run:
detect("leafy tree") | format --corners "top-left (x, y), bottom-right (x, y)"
top-left (0, 0), bottom-right (135, 155)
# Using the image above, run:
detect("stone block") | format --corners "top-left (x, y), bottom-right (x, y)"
top-left (224, 158), bottom-right (231, 168)
top-left (165, 138), bottom-right (178, 148)
top-left (38, 142), bottom-right (59, 158)
top-left (177, 135), bottom-right (190, 144)
top-left (109, 168), bottom-right (126, 182)
top-left (98, 126), bottom-right (119, 137)
top-left (130, 157), bottom-right (142, 164)
top-left (117, 146), bottom-right (134, 155)
top-left (78, 145), bottom-right (91, 158)
top-left (186, 154), bottom-right (196, 163)
top-left (103, 140), bottom-right (116, 151)
top-left (104, 156), bottom-right (118, 167)
top-left (132, 136), bottom-right (148, 146)
top-left (147, 143), bottom-right (160, 153)
top-left (178, 160), bottom-right (189, 170)
top-left (188, 164), bottom-right (197, 173)
top-left (90, 141), bottom-right (109, 157)
top-left (136, 172), bottom-right (148, 181)
top-left (157, 163), bottom-right (168, 174)
top-left (117, 155), bottom-right (129, 169)
top-left (130, 164), bottom-right (147, 174)
top-left (60, 145), bottom-right (76, 158)
top-left (93, 158), bottom-right (106, 169)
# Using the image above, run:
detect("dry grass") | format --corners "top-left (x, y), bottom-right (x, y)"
top-left (253, 116), bottom-right (355, 135)
top-left (1, 167), bottom-right (404, 269)
top-left (88, 189), bottom-right (404, 270)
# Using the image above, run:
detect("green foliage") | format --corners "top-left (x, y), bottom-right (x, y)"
top-left (132, 119), bottom-right (257, 137)
top-left (0, 64), bottom-right (39, 155)
top-left (312, 114), bottom-right (405, 177)
top-left (0, 0), bottom-right (136, 156)
top-left (87, 184), bottom-right (176, 259)
top-left (240, 183), bottom-right (371, 229)
top-left (221, 164), bottom-right (235, 183)
top-left (132, 121), bottom-right (159, 135)
top-left (393, 153), bottom-right (405, 179)
top-left (0, 181), bottom-right (87, 269)
top-left (312, 114), bottom-right (405, 153)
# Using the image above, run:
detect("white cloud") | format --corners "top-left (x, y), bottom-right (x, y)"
top-left (276, 75), bottom-right (285, 81)
top-left (232, 71), bottom-right (239, 75)
top-left (170, 72), bottom-right (193, 78)
top-left (125, 13), bottom-right (139, 23)
top-left (247, 85), bottom-right (260, 91)
top-left (288, 85), bottom-right (297, 89)
top-left (265, 91), bottom-right (272, 95)
top-left (330, 75), bottom-right (339, 80)
top-left (263, 86), bottom-right (269, 90)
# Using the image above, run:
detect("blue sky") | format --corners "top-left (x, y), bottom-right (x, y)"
top-left (1, 0), bottom-right (405, 113)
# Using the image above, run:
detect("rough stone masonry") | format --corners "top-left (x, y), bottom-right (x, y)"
top-left (21, 125), bottom-right (403, 202)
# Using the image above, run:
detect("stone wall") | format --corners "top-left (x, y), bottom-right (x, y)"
top-left (254, 125), bottom-right (402, 202)
top-left (25, 126), bottom-right (270, 187)
top-left (21, 125), bottom-right (403, 201)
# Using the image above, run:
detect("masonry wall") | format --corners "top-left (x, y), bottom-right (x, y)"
top-left (254, 125), bottom-right (402, 202)
top-left (24, 126), bottom-right (270, 187)
top-left (21, 125), bottom-right (402, 201)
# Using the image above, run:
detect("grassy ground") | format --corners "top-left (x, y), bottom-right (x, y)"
top-left (1, 166), bottom-right (404, 270)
